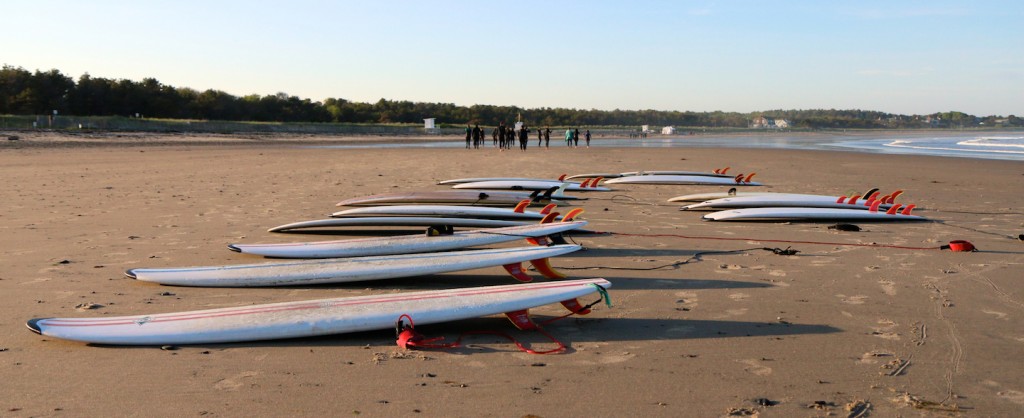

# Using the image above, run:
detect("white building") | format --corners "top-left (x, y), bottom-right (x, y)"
top-left (661, 126), bottom-right (675, 135)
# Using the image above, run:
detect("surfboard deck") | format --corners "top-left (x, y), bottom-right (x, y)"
top-left (230, 221), bottom-right (587, 259)
top-left (330, 205), bottom-right (555, 220)
top-left (337, 190), bottom-right (581, 206)
top-left (702, 207), bottom-right (926, 222)
top-left (682, 194), bottom-right (896, 211)
top-left (268, 217), bottom-right (530, 233)
top-left (619, 170), bottom-right (733, 178)
top-left (605, 175), bottom-right (761, 186)
top-left (26, 278), bottom-right (611, 345)
top-left (126, 244), bottom-right (582, 287)
top-left (453, 180), bottom-right (611, 192)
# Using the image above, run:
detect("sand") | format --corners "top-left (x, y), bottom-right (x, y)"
top-left (2, 131), bottom-right (1023, 416)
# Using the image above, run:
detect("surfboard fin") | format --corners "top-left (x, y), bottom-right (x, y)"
top-left (886, 190), bottom-right (904, 204)
top-left (513, 199), bottom-right (530, 213)
top-left (900, 204), bottom-right (916, 215)
top-left (869, 201), bottom-right (882, 212)
top-left (539, 212), bottom-right (559, 224)
top-left (530, 258), bottom-right (567, 280)
top-left (861, 187), bottom-right (880, 200)
top-left (539, 204), bottom-right (557, 215)
top-left (502, 263), bottom-right (533, 282)
top-left (886, 203), bottom-right (903, 215)
top-left (539, 186), bottom-right (557, 201)
top-left (847, 195), bottom-right (861, 205)
top-left (836, 196), bottom-right (848, 204)
top-left (562, 208), bottom-right (584, 221)
top-left (580, 178), bottom-right (592, 188)
top-left (505, 309), bottom-right (537, 331)
top-left (557, 174), bottom-right (567, 181)
top-left (591, 177), bottom-right (604, 187)
top-left (743, 173), bottom-right (756, 183)
top-left (560, 298), bottom-right (591, 315)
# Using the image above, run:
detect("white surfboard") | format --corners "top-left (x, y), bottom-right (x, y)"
top-left (619, 170), bottom-right (733, 178)
top-left (702, 204), bottom-right (926, 222)
top-left (330, 205), bottom-right (557, 220)
top-left (438, 176), bottom-right (567, 185)
top-left (268, 217), bottom-right (529, 233)
top-left (453, 180), bottom-right (611, 192)
top-left (26, 278), bottom-right (611, 345)
top-left (681, 193), bottom-right (900, 211)
top-left (337, 188), bottom-right (583, 207)
top-left (564, 173), bottom-right (625, 180)
top-left (230, 221), bottom-right (587, 259)
top-left (668, 187), bottom-right (888, 203)
top-left (605, 174), bottom-right (761, 186)
top-left (126, 244), bottom-right (582, 287)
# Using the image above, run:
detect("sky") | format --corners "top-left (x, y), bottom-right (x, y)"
top-left (5, 1), bottom-right (1023, 116)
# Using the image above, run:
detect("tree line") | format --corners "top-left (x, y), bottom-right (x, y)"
top-left (1, 65), bottom-right (1020, 129)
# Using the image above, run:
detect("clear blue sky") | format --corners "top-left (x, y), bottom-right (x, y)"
top-left (6, 1), bottom-right (1022, 116)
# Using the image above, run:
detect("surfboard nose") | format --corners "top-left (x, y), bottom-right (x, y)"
top-left (26, 318), bottom-right (48, 334)
top-left (124, 269), bottom-right (138, 279)
top-left (227, 244), bottom-right (242, 253)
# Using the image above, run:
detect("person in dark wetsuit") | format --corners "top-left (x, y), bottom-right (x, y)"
top-left (492, 127), bottom-right (498, 147)
top-left (574, 128), bottom-right (580, 147)
top-left (544, 127), bottom-right (551, 148)
top-left (585, 129), bottom-right (591, 148)
top-left (537, 128), bottom-right (543, 147)
top-left (519, 125), bottom-right (529, 151)
top-left (465, 125), bottom-right (471, 149)
top-left (498, 122), bottom-right (507, 150)
top-left (471, 125), bottom-right (481, 149)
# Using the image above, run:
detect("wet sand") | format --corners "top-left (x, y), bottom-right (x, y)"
top-left (2, 132), bottom-right (1023, 416)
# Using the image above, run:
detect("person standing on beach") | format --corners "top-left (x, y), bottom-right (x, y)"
top-left (519, 125), bottom-right (529, 151)
top-left (465, 125), bottom-right (472, 149)
top-left (492, 126), bottom-right (498, 147)
top-left (544, 127), bottom-right (551, 148)
top-left (498, 122), bottom-right (507, 149)
top-left (585, 129), bottom-right (591, 148)
top-left (472, 125), bottom-right (481, 149)
top-left (565, 128), bottom-right (573, 147)
top-left (574, 128), bottom-right (580, 147)
top-left (537, 128), bottom-right (543, 147)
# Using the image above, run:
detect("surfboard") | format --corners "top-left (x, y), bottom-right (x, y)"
top-left (701, 203), bottom-right (926, 222)
top-left (230, 221), bottom-right (587, 259)
top-left (681, 190), bottom-right (901, 211)
top-left (668, 187), bottom-right (888, 203)
top-left (330, 204), bottom-right (558, 220)
top-left (337, 188), bottom-right (583, 207)
top-left (563, 173), bottom-right (625, 180)
top-left (26, 278), bottom-right (611, 345)
top-left (619, 170), bottom-right (733, 178)
top-left (605, 173), bottom-right (761, 186)
top-left (125, 244), bottom-right (582, 287)
top-left (268, 217), bottom-right (530, 233)
top-left (437, 176), bottom-right (568, 185)
top-left (453, 180), bottom-right (611, 192)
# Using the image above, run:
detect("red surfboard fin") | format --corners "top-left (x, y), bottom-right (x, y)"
top-left (530, 258), bottom-right (567, 279)
top-left (901, 204), bottom-right (916, 215)
top-left (869, 201), bottom-right (882, 212)
top-left (847, 195), bottom-right (861, 205)
top-left (743, 173), bottom-right (756, 183)
top-left (886, 190), bottom-right (904, 204)
top-left (502, 263), bottom-right (533, 282)
top-left (591, 177), bottom-right (603, 187)
top-left (733, 174), bottom-right (744, 183)
top-left (505, 309), bottom-right (537, 331)
top-left (539, 203), bottom-right (557, 215)
top-left (557, 174), bottom-right (566, 181)
top-left (885, 203), bottom-right (903, 215)
top-left (721, 166), bottom-right (730, 174)
top-left (513, 199), bottom-right (530, 213)
top-left (836, 196), bottom-right (848, 204)
top-left (580, 178), bottom-right (592, 188)
top-left (539, 212), bottom-right (559, 224)
top-left (560, 298), bottom-right (591, 315)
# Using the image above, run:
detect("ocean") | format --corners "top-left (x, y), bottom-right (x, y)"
top-left (315, 131), bottom-right (1024, 161)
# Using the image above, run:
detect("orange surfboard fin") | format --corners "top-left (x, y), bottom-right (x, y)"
top-left (505, 309), bottom-right (537, 331)
top-left (560, 298), bottom-right (591, 315)
top-left (530, 258), bottom-right (567, 280)
top-left (539, 203), bottom-right (557, 215)
top-left (743, 173), bottom-right (756, 183)
top-left (562, 208), bottom-right (584, 221)
top-left (513, 199), bottom-right (530, 213)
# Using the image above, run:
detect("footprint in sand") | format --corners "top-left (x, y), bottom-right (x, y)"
top-left (856, 351), bottom-right (894, 365)
top-left (837, 294), bottom-right (868, 305)
top-left (712, 308), bottom-right (748, 319)
top-left (871, 319), bottom-right (900, 340)
top-left (982, 310), bottom-right (1010, 320)
top-left (982, 380), bottom-right (1024, 406)
top-left (728, 293), bottom-right (750, 301)
top-left (213, 371), bottom-right (259, 391)
top-left (878, 280), bottom-right (897, 296)
top-left (737, 359), bottom-right (772, 376)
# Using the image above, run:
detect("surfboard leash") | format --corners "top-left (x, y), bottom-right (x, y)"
top-left (395, 314), bottom-right (567, 355)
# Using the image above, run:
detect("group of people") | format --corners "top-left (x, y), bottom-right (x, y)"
top-left (465, 123), bottom-right (591, 150)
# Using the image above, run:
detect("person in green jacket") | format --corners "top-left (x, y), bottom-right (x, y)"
top-left (565, 128), bottom-right (573, 147)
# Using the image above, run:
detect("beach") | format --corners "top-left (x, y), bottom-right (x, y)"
top-left (2, 132), bottom-right (1023, 417)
